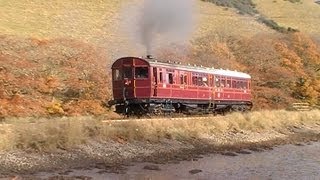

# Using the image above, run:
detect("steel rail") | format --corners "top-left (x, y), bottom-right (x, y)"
top-left (101, 115), bottom-right (216, 123)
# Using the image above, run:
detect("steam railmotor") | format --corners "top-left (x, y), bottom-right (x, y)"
top-left (109, 56), bottom-right (252, 116)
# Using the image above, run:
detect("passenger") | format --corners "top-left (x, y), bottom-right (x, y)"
top-left (203, 82), bottom-right (208, 87)
top-left (202, 77), bottom-right (208, 87)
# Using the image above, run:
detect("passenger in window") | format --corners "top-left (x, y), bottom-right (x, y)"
top-left (202, 77), bottom-right (208, 87)
top-left (215, 78), bottom-right (220, 87)
top-left (197, 78), bottom-right (202, 86)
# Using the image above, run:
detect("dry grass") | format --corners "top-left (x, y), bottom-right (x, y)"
top-left (195, 1), bottom-right (271, 38)
top-left (0, 0), bottom-right (270, 39)
top-left (0, 0), bottom-right (128, 59)
top-left (254, 0), bottom-right (320, 35)
top-left (1, 0), bottom-right (318, 59)
top-left (0, 0), bottom-right (123, 42)
top-left (0, 0), bottom-right (318, 57)
top-left (0, 0), bottom-right (271, 56)
top-left (1, 110), bottom-right (319, 152)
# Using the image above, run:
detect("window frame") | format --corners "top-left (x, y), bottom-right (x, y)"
top-left (134, 67), bottom-right (149, 79)
top-left (123, 66), bottom-right (132, 79)
top-left (113, 69), bottom-right (122, 81)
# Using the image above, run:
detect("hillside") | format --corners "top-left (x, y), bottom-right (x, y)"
top-left (254, 0), bottom-right (320, 36)
top-left (0, 36), bottom-right (111, 116)
top-left (0, 0), bottom-right (319, 117)
top-left (0, 0), bottom-right (272, 59)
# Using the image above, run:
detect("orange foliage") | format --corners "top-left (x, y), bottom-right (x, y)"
top-left (0, 35), bottom-right (111, 117)
top-left (1, 31), bottom-right (320, 117)
top-left (274, 42), bottom-right (305, 76)
top-left (190, 32), bottom-right (320, 108)
top-left (63, 100), bottom-right (106, 116)
top-left (290, 33), bottom-right (320, 66)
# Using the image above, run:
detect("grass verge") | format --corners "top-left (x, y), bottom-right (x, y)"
top-left (0, 110), bottom-right (319, 152)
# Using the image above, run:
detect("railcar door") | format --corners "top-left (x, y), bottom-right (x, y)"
top-left (134, 66), bottom-right (150, 98)
top-left (112, 65), bottom-right (134, 100)
top-left (178, 71), bottom-right (187, 99)
top-left (122, 65), bottom-right (134, 99)
top-left (152, 67), bottom-right (158, 97)
top-left (155, 69), bottom-right (167, 97)
top-left (212, 75), bottom-right (223, 100)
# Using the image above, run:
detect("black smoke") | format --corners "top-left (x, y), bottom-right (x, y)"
top-left (139, 0), bottom-right (195, 55)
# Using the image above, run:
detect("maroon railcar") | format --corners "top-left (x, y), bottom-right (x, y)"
top-left (110, 56), bottom-right (252, 115)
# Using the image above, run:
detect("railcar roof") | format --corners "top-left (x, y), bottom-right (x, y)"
top-left (146, 57), bottom-right (251, 79)
top-left (115, 56), bottom-right (251, 79)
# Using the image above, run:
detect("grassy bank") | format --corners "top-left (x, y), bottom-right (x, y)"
top-left (1, 110), bottom-right (320, 152)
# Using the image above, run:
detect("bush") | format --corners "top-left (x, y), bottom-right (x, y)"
top-left (203, 0), bottom-right (300, 33)
top-left (257, 17), bottom-right (286, 32)
top-left (285, 0), bottom-right (301, 3)
top-left (257, 17), bottom-right (299, 33)
top-left (0, 35), bottom-right (111, 117)
top-left (202, 0), bottom-right (258, 15)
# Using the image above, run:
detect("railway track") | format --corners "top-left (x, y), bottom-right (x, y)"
top-left (102, 115), bottom-right (217, 123)
top-left (0, 115), bottom-right (218, 126)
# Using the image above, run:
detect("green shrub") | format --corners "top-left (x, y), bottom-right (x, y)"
top-left (257, 16), bottom-right (298, 33)
top-left (202, 0), bottom-right (258, 15)
top-left (285, 0), bottom-right (301, 3)
top-left (203, 0), bottom-right (299, 33)
top-left (257, 17), bottom-right (286, 32)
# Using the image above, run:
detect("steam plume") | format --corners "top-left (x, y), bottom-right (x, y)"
top-left (139, 0), bottom-right (195, 55)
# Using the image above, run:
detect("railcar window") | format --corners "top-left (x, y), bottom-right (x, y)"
top-left (202, 77), bottom-right (208, 87)
top-left (168, 73), bottom-right (174, 84)
top-left (198, 77), bottom-right (202, 86)
top-left (215, 77), bottom-right (220, 87)
top-left (192, 76), bottom-right (198, 85)
top-left (232, 80), bottom-right (236, 88)
top-left (243, 81), bottom-right (247, 89)
top-left (226, 80), bottom-right (231, 88)
top-left (135, 67), bottom-right (148, 78)
top-left (180, 74), bottom-right (184, 84)
top-left (235, 81), bottom-right (247, 89)
top-left (221, 79), bottom-right (226, 87)
top-left (159, 72), bottom-right (163, 83)
top-left (209, 76), bottom-right (214, 87)
top-left (113, 69), bottom-right (122, 81)
top-left (192, 74), bottom-right (208, 86)
top-left (236, 81), bottom-right (241, 89)
top-left (123, 67), bottom-right (132, 79)
top-left (184, 75), bottom-right (188, 84)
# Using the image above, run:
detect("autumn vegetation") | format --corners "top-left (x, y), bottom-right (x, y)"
top-left (0, 0), bottom-right (319, 117)
top-left (0, 36), bottom-right (112, 117)
top-left (0, 0), bottom-right (319, 156)
top-left (0, 32), bottom-right (319, 118)
top-left (157, 32), bottom-right (320, 110)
